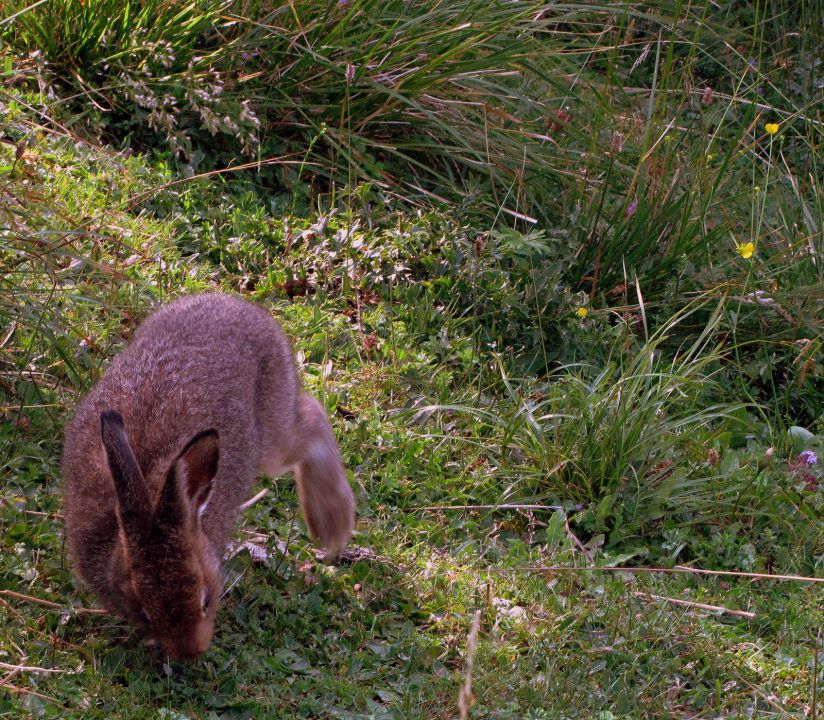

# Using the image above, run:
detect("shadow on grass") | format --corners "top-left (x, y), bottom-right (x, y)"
top-left (49, 541), bottom-right (439, 718)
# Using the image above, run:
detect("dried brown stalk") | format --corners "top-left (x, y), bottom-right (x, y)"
top-left (0, 589), bottom-right (106, 614)
top-left (494, 565), bottom-right (824, 584)
top-left (457, 609), bottom-right (482, 720)
top-left (634, 591), bottom-right (756, 619)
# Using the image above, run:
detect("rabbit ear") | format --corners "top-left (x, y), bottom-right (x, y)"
top-left (175, 429), bottom-right (219, 516)
top-left (155, 430), bottom-right (219, 528)
top-left (101, 410), bottom-right (152, 546)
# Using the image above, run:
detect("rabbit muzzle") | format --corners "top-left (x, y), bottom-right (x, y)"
top-left (156, 623), bottom-right (214, 662)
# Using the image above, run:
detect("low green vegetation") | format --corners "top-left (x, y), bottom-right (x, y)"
top-left (1, 0), bottom-right (822, 717)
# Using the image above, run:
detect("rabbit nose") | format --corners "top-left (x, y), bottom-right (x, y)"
top-left (163, 637), bottom-right (208, 662)
top-left (175, 647), bottom-right (204, 662)
top-left (167, 646), bottom-right (203, 662)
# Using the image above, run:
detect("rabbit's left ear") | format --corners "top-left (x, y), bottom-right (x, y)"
top-left (156, 430), bottom-right (219, 528)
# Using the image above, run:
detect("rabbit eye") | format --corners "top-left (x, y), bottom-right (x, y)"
top-left (201, 587), bottom-right (211, 614)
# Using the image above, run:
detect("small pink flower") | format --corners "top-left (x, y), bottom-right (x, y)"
top-left (626, 199), bottom-right (638, 216)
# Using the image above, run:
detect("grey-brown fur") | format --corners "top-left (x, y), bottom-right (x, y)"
top-left (62, 293), bottom-right (355, 660)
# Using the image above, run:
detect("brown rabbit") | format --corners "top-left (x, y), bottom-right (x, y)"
top-left (62, 293), bottom-right (355, 661)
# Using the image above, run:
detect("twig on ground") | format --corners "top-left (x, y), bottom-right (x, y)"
top-left (493, 565), bottom-right (824, 584)
top-left (634, 591), bottom-right (756, 619)
top-left (457, 609), bottom-right (482, 720)
top-left (412, 503), bottom-right (565, 512)
top-left (0, 595), bottom-right (25, 622)
top-left (0, 661), bottom-right (68, 674)
top-left (564, 517), bottom-right (594, 564)
top-left (23, 509), bottom-right (63, 519)
top-left (240, 488), bottom-right (269, 510)
top-left (0, 589), bottom-right (107, 614)
top-left (730, 668), bottom-right (789, 714)
top-left (1, 668), bottom-right (21, 687)
top-left (0, 682), bottom-right (63, 706)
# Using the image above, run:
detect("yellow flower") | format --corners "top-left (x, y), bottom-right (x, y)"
top-left (764, 122), bottom-right (779, 135)
top-left (737, 242), bottom-right (755, 259)
top-left (577, 307), bottom-right (588, 318)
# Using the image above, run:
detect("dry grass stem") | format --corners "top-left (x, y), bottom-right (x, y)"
top-left (565, 518), bottom-right (594, 564)
top-left (813, 629), bottom-right (820, 720)
top-left (1, 668), bottom-right (22, 687)
top-left (634, 592), bottom-right (756, 619)
top-left (457, 609), bottom-right (482, 720)
top-left (0, 682), bottom-right (63, 706)
top-left (0, 589), bottom-right (107, 614)
top-left (0, 596), bottom-right (25, 622)
top-left (499, 566), bottom-right (824, 584)
top-left (412, 503), bottom-right (565, 512)
top-left (0, 661), bottom-right (69, 674)
top-left (240, 487), bottom-right (270, 510)
top-left (23, 509), bottom-right (63, 519)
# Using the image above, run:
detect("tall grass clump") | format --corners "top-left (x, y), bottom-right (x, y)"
top-left (4, 2), bottom-right (820, 226)
top-left (0, 2), bottom-right (644, 217)
top-left (6, 1), bottom-right (568, 199)
top-left (2, 0), bottom-right (260, 158)
top-left (568, 1), bottom-right (822, 413)
top-left (412, 296), bottom-right (822, 568)
top-left (427, 301), bottom-right (742, 532)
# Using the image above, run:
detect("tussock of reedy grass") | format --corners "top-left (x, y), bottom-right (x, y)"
top-left (407, 296), bottom-right (822, 569)
top-left (4, 0), bottom-right (586, 214)
top-left (5, 0), bottom-right (819, 230)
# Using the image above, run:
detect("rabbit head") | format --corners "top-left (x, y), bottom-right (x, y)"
top-left (101, 410), bottom-right (223, 661)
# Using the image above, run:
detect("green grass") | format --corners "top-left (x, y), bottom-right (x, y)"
top-left (2, 122), bottom-right (822, 717)
top-left (1, 0), bottom-right (823, 716)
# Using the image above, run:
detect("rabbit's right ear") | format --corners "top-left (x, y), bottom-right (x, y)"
top-left (174, 429), bottom-right (219, 517)
top-left (153, 429), bottom-right (220, 533)
top-left (101, 410), bottom-right (152, 546)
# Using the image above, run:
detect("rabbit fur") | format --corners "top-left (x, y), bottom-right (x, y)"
top-left (62, 293), bottom-right (355, 661)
